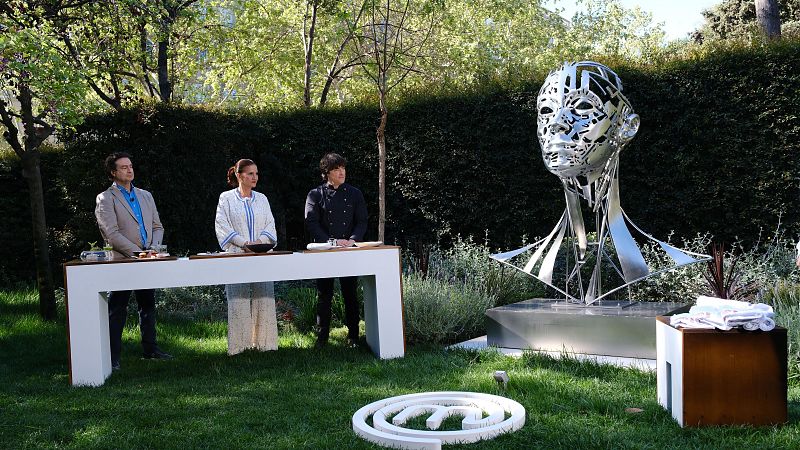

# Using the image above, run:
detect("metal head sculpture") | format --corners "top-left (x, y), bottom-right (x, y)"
top-left (492, 61), bottom-right (708, 305)
top-left (537, 61), bottom-right (640, 207)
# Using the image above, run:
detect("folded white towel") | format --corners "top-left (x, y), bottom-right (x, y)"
top-left (750, 303), bottom-right (774, 313)
top-left (670, 313), bottom-right (717, 329)
top-left (306, 243), bottom-right (334, 250)
top-left (742, 321), bottom-right (760, 331)
top-left (723, 310), bottom-right (766, 322)
top-left (759, 317), bottom-right (776, 332)
top-left (670, 296), bottom-right (776, 331)
top-left (696, 296), bottom-right (751, 310)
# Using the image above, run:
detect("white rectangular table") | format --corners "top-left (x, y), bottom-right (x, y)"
top-left (63, 246), bottom-right (405, 386)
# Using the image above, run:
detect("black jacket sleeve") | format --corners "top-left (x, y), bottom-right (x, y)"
top-left (304, 188), bottom-right (329, 243)
top-left (349, 188), bottom-right (368, 241)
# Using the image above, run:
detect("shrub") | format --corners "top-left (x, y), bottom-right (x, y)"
top-left (155, 283), bottom-right (304, 325)
top-left (406, 236), bottom-right (543, 306)
top-left (417, 231), bottom-right (796, 308)
top-left (628, 233), bottom-right (799, 304)
top-left (285, 287), bottom-right (318, 332)
top-left (402, 272), bottom-right (496, 346)
top-left (763, 281), bottom-right (800, 382)
top-left (156, 285), bottom-right (226, 320)
top-left (282, 283), bottom-right (364, 332)
top-left (628, 233), bottom-right (711, 303)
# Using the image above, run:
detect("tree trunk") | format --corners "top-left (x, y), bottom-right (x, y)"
top-left (756, 0), bottom-right (781, 39)
top-left (319, 74), bottom-right (334, 107)
top-left (376, 94), bottom-right (388, 242)
top-left (0, 80), bottom-right (57, 321)
top-left (138, 22), bottom-right (157, 97)
top-left (21, 150), bottom-right (56, 321)
top-left (157, 38), bottom-right (172, 101)
top-left (303, 2), bottom-right (318, 108)
top-left (16, 83), bottom-right (56, 320)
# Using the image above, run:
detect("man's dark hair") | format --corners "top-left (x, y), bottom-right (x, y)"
top-left (105, 152), bottom-right (132, 180)
top-left (319, 153), bottom-right (347, 178)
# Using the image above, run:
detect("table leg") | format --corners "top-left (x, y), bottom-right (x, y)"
top-left (363, 273), bottom-right (405, 359)
top-left (656, 320), bottom-right (683, 426)
top-left (67, 288), bottom-right (112, 386)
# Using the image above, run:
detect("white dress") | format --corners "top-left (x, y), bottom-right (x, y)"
top-left (215, 188), bottom-right (279, 355)
top-left (796, 241), bottom-right (800, 266)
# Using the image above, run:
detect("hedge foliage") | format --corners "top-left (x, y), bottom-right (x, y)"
top-left (1, 42), bottom-right (799, 284)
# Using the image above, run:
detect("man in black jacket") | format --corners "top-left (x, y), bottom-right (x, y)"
top-left (304, 153), bottom-right (368, 347)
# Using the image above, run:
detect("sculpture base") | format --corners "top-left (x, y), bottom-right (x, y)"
top-left (485, 299), bottom-right (687, 359)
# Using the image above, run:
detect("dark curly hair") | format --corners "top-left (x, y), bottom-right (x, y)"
top-left (319, 153), bottom-right (347, 180)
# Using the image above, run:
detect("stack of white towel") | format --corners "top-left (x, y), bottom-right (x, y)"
top-left (670, 296), bottom-right (775, 331)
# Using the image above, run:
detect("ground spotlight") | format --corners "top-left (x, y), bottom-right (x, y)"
top-left (493, 370), bottom-right (509, 389)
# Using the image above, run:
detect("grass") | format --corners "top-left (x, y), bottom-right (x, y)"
top-left (2, 288), bottom-right (800, 449)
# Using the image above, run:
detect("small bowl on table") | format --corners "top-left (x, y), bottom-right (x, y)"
top-left (245, 243), bottom-right (275, 253)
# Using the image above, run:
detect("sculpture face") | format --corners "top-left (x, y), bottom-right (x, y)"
top-left (536, 62), bottom-right (639, 181)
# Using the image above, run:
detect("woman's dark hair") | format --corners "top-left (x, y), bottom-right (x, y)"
top-left (227, 159), bottom-right (256, 187)
top-left (319, 153), bottom-right (347, 180)
top-left (104, 152), bottom-right (132, 180)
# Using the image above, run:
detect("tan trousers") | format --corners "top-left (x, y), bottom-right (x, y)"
top-left (225, 282), bottom-right (278, 355)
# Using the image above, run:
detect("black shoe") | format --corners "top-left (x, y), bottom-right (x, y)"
top-left (143, 348), bottom-right (173, 360)
top-left (112, 360), bottom-right (121, 371)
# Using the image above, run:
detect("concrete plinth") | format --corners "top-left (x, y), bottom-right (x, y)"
top-left (485, 299), bottom-right (687, 359)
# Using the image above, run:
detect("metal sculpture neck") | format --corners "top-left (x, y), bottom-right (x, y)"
top-left (560, 154), bottom-right (620, 211)
top-left (490, 162), bottom-right (710, 306)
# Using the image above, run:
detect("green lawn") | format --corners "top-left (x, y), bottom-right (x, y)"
top-left (1, 289), bottom-right (799, 449)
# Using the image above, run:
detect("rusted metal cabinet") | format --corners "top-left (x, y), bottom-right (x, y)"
top-left (656, 316), bottom-right (787, 427)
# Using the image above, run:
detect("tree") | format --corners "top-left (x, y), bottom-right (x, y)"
top-left (171, 0), bottom-right (667, 108)
top-left (301, 0), bottom-right (320, 106)
top-left (184, 0), bottom-right (369, 108)
top-left (0, 2), bottom-right (92, 320)
top-left (32, 0), bottom-right (209, 107)
top-left (125, 0), bottom-right (203, 102)
top-left (565, 0), bottom-right (666, 60)
top-left (756, 0), bottom-right (782, 38)
top-left (48, 1), bottom-right (148, 111)
top-left (694, 0), bottom-right (800, 42)
top-left (424, 0), bottom-right (564, 86)
top-left (177, 0), bottom-right (299, 107)
top-left (352, 0), bottom-right (438, 241)
top-left (316, 0), bottom-right (369, 106)
top-left (300, 0), bottom-right (370, 107)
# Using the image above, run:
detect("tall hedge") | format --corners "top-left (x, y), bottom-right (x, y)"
top-left (1, 43), bottom-right (798, 285)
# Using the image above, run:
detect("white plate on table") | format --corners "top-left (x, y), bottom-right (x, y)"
top-left (354, 241), bottom-right (383, 248)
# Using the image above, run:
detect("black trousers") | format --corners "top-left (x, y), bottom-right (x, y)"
top-left (108, 289), bottom-right (157, 363)
top-left (316, 276), bottom-right (359, 340)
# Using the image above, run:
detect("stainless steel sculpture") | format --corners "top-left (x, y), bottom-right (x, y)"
top-left (492, 61), bottom-right (709, 305)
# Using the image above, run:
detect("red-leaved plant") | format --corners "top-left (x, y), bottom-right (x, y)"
top-left (704, 243), bottom-right (757, 300)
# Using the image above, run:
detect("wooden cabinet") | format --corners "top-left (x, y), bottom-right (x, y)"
top-left (656, 316), bottom-right (787, 427)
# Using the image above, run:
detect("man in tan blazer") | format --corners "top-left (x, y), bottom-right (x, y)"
top-left (95, 152), bottom-right (172, 370)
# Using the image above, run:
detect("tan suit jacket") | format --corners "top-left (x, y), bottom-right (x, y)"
top-left (95, 184), bottom-right (164, 258)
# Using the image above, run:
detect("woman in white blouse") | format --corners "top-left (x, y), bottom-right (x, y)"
top-left (215, 159), bottom-right (279, 355)
top-left (796, 240), bottom-right (800, 269)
